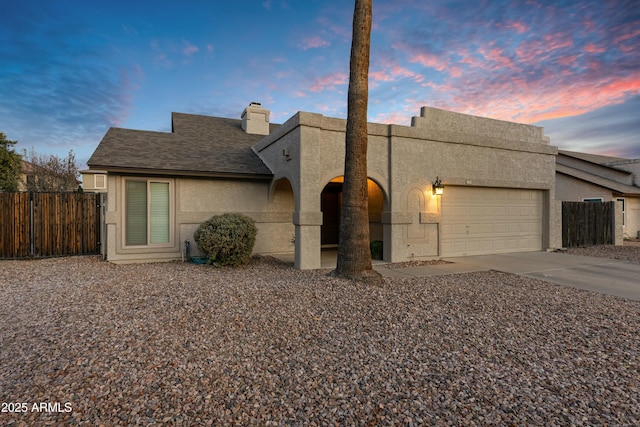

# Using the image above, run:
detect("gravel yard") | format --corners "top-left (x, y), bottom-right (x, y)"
top-left (1, 253), bottom-right (639, 426)
top-left (565, 240), bottom-right (640, 263)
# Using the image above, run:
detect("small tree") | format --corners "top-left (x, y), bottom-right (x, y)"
top-left (24, 148), bottom-right (80, 192)
top-left (194, 213), bottom-right (258, 267)
top-left (0, 132), bottom-right (23, 192)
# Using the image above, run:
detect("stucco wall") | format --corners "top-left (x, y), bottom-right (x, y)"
top-left (555, 173), bottom-right (614, 201)
top-left (104, 175), bottom-right (294, 264)
top-left (81, 172), bottom-right (107, 193)
top-left (255, 106), bottom-right (559, 268)
top-left (625, 197), bottom-right (640, 240)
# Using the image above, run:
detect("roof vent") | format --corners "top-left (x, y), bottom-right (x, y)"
top-left (241, 102), bottom-right (270, 135)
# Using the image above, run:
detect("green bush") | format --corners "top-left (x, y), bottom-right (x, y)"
top-left (194, 213), bottom-right (257, 267)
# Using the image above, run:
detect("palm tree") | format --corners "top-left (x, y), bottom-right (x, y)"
top-left (333, 0), bottom-right (383, 285)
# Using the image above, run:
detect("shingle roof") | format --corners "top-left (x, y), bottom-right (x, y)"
top-left (88, 113), bottom-right (279, 178)
top-left (556, 164), bottom-right (640, 196)
top-left (558, 149), bottom-right (627, 165)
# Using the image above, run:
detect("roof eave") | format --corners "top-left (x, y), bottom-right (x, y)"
top-left (87, 165), bottom-right (273, 180)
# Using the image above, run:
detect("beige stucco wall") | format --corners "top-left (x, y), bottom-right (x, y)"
top-left (255, 106), bottom-right (560, 269)
top-left (103, 175), bottom-right (294, 264)
top-left (555, 173), bottom-right (614, 201)
top-left (627, 197), bottom-right (640, 239)
top-left (555, 173), bottom-right (640, 240)
top-left (81, 172), bottom-right (108, 193)
top-left (104, 106), bottom-right (561, 268)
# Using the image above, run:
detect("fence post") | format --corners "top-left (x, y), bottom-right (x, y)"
top-left (29, 192), bottom-right (35, 258)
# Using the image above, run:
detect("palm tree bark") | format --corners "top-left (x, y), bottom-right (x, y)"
top-left (333, 0), bottom-right (382, 285)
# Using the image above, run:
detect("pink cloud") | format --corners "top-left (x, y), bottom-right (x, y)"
top-left (370, 70), bottom-right (394, 82)
top-left (183, 42), bottom-right (199, 56)
top-left (503, 21), bottom-right (529, 34)
top-left (543, 33), bottom-right (574, 51)
top-left (584, 43), bottom-right (606, 53)
top-left (453, 70), bottom-right (640, 124)
top-left (309, 72), bottom-right (348, 92)
top-left (613, 27), bottom-right (640, 44)
top-left (557, 55), bottom-right (578, 66)
top-left (409, 52), bottom-right (447, 72)
top-left (478, 46), bottom-right (517, 70)
top-left (300, 36), bottom-right (330, 50)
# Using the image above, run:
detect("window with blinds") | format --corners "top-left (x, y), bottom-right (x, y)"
top-left (125, 180), bottom-right (171, 246)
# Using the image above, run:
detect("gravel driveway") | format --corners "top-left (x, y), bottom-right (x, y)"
top-left (1, 253), bottom-right (639, 426)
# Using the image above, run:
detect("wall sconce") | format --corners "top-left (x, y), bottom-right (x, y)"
top-left (432, 177), bottom-right (444, 195)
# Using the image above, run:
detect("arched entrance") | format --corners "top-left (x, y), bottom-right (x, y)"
top-left (321, 176), bottom-right (385, 259)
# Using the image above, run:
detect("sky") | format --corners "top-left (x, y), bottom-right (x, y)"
top-left (1, 0), bottom-right (639, 169)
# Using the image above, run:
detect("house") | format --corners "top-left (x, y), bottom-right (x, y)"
top-left (556, 150), bottom-right (640, 240)
top-left (87, 103), bottom-right (562, 269)
top-left (80, 169), bottom-right (108, 193)
top-left (17, 160), bottom-right (35, 191)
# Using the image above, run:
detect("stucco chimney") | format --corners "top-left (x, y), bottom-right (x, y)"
top-left (241, 102), bottom-right (270, 135)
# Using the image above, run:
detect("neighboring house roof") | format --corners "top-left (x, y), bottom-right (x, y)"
top-left (21, 159), bottom-right (36, 173)
top-left (558, 150), bottom-right (627, 166)
top-left (557, 150), bottom-right (640, 196)
top-left (556, 164), bottom-right (640, 195)
top-left (88, 113), bottom-right (279, 178)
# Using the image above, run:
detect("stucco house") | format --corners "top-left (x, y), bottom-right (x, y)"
top-left (87, 103), bottom-right (562, 269)
top-left (556, 150), bottom-right (640, 240)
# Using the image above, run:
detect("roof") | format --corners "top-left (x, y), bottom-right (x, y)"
top-left (556, 164), bottom-right (640, 196)
top-left (88, 113), bottom-right (279, 178)
top-left (557, 150), bottom-right (640, 196)
top-left (558, 149), bottom-right (627, 166)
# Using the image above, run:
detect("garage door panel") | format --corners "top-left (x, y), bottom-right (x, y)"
top-left (441, 187), bottom-right (543, 256)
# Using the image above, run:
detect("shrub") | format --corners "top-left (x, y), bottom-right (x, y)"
top-left (194, 213), bottom-right (257, 267)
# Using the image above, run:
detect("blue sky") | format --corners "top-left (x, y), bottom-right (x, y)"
top-left (1, 0), bottom-right (639, 168)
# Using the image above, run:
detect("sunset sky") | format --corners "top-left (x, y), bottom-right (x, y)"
top-left (1, 0), bottom-right (639, 167)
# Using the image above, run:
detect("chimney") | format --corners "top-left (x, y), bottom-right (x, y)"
top-left (241, 102), bottom-right (270, 135)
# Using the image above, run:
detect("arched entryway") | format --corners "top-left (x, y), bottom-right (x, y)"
top-left (320, 176), bottom-right (386, 260)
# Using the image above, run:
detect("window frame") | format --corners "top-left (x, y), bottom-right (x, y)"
top-left (582, 197), bottom-right (604, 202)
top-left (122, 178), bottom-right (174, 248)
top-left (94, 174), bottom-right (106, 189)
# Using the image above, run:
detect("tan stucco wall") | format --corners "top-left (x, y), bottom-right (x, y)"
top-left (555, 173), bottom-right (640, 240)
top-left (81, 172), bottom-right (108, 193)
top-left (103, 175), bottom-right (294, 264)
top-left (104, 106), bottom-right (561, 268)
top-left (255, 106), bottom-right (559, 268)
top-left (555, 173), bottom-right (614, 201)
top-left (624, 197), bottom-right (640, 240)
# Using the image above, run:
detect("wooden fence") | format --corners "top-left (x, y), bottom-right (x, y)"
top-left (562, 201), bottom-right (614, 248)
top-left (0, 192), bottom-right (103, 259)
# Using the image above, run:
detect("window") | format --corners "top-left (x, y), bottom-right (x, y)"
top-left (617, 198), bottom-right (626, 226)
top-left (125, 179), bottom-right (171, 246)
top-left (582, 197), bottom-right (604, 202)
top-left (94, 174), bottom-right (106, 189)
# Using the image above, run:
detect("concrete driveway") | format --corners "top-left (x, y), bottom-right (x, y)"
top-left (442, 252), bottom-right (640, 301)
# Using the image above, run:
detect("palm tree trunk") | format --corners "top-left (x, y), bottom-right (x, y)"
top-left (333, 0), bottom-right (382, 285)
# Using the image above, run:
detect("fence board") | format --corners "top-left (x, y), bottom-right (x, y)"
top-left (0, 192), bottom-right (101, 259)
top-left (562, 201), bottom-right (614, 247)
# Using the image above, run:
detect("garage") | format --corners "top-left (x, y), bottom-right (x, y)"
top-left (440, 187), bottom-right (543, 256)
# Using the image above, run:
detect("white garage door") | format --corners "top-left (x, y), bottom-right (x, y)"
top-left (441, 187), bottom-right (543, 256)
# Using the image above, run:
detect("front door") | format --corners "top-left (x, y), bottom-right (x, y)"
top-left (321, 183), bottom-right (342, 245)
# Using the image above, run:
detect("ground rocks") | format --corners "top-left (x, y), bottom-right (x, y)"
top-left (1, 253), bottom-right (638, 426)
top-left (565, 241), bottom-right (640, 263)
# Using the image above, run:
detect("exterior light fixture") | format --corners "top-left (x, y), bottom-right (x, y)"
top-left (432, 177), bottom-right (444, 195)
